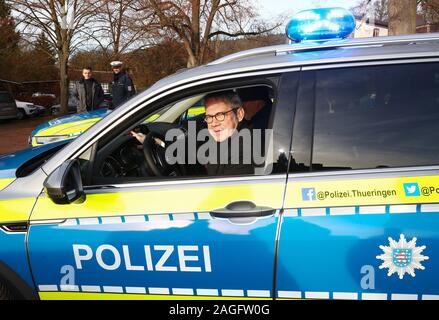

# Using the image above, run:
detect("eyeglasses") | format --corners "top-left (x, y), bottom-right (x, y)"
top-left (204, 108), bottom-right (237, 123)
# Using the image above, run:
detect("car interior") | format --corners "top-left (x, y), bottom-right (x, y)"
top-left (83, 84), bottom-right (276, 186)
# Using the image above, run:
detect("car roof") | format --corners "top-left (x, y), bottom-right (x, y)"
top-left (151, 33), bottom-right (439, 92)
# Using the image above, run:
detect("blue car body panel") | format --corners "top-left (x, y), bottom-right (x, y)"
top-left (28, 214), bottom-right (278, 297)
top-left (0, 141), bottom-right (68, 179)
top-left (276, 208), bottom-right (438, 298)
top-left (0, 230), bottom-right (35, 289)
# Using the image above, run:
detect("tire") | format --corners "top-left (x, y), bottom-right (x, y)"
top-left (16, 109), bottom-right (25, 120)
top-left (0, 280), bottom-right (15, 300)
top-left (51, 108), bottom-right (59, 116)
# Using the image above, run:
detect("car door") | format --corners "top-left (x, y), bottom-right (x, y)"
top-left (276, 62), bottom-right (439, 300)
top-left (0, 92), bottom-right (18, 120)
top-left (27, 72), bottom-right (299, 299)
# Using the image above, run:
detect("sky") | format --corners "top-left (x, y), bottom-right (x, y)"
top-left (256, 0), bottom-right (359, 21)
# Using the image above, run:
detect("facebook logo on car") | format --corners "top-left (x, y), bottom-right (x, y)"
top-left (302, 188), bottom-right (316, 201)
top-left (403, 183), bottom-right (420, 197)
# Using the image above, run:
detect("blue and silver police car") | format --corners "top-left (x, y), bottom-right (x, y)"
top-left (1, 8), bottom-right (439, 300)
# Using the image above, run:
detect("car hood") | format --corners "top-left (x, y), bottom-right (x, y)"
top-left (0, 141), bottom-right (68, 185)
top-left (32, 108), bottom-right (111, 136)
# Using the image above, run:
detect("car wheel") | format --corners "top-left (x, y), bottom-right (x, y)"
top-left (0, 280), bottom-right (15, 300)
top-left (17, 109), bottom-right (25, 120)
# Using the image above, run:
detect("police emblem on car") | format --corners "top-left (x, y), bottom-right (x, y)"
top-left (376, 234), bottom-right (429, 280)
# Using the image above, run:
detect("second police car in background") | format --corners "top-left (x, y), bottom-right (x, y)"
top-left (0, 7), bottom-right (438, 300)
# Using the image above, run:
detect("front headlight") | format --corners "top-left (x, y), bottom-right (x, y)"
top-left (35, 135), bottom-right (71, 145)
top-left (34, 132), bottom-right (83, 145)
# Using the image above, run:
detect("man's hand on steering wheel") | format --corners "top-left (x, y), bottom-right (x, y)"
top-left (130, 131), bottom-right (165, 148)
top-left (130, 131), bottom-right (146, 144)
top-left (130, 130), bottom-right (186, 177)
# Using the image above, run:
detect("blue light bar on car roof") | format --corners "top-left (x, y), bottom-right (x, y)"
top-left (286, 7), bottom-right (356, 43)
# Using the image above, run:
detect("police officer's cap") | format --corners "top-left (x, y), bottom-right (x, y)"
top-left (110, 61), bottom-right (123, 68)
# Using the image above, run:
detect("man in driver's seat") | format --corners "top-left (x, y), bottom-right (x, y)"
top-left (131, 90), bottom-right (254, 177)
top-left (202, 90), bottom-right (253, 176)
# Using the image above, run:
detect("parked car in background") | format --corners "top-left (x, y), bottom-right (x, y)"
top-left (30, 98), bottom-right (172, 147)
top-left (0, 91), bottom-right (19, 120)
top-left (50, 93), bottom-right (113, 115)
top-left (15, 100), bottom-right (45, 119)
top-left (16, 92), bottom-right (57, 110)
top-left (35, 105), bottom-right (46, 115)
top-left (49, 95), bottom-right (78, 115)
top-left (101, 93), bottom-right (113, 109)
top-left (32, 92), bottom-right (56, 98)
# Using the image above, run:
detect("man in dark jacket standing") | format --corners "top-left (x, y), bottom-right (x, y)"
top-left (74, 66), bottom-right (104, 113)
top-left (110, 61), bottom-right (136, 108)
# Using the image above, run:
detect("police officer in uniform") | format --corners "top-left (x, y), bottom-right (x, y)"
top-left (110, 61), bottom-right (136, 108)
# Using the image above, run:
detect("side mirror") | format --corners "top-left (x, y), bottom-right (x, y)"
top-left (44, 159), bottom-right (85, 204)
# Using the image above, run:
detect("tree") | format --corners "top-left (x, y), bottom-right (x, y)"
top-left (88, 0), bottom-right (155, 60)
top-left (352, 0), bottom-right (389, 21)
top-left (136, 0), bottom-right (282, 68)
top-left (34, 33), bottom-right (56, 64)
top-left (353, 0), bottom-right (439, 35)
top-left (0, 0), bottom-right (19, 55)
top-left (125, 38), bottom-right (187, 88)
top-left (0, 0), bottom-right (20, 81)
top-left (13, 47), bottom-right (58, 82)
top-left (31, 33), bottom-right (58, 80)
top-left (70, 49), bottom-right (112, 72)
top-left (420, 0), bottom-right (439, 24)
top-left (388, 0), bottom-right (418, 35)
top-left (9, 0), bottom-right (96, 115)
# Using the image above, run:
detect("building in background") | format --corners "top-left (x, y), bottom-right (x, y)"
top-left (353, 14), bottom-right (439, 39)
top-left (416, 14), bottom-right (439, 33)
top-left (353, 17), bottom-right (389, 38)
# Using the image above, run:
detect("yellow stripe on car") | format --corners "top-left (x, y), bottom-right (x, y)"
top-left (187, 107), bottom-right (205, 117)
top-left (0, 178), bottom-right (15, 191)
top-left (39, 292), bottom-right (269, 300)
top-left (35, 119), bottom-right (100, 137)
top-left (32, 120), bottom-right (100, 146)
top-left (31, 183), bottom-right (284, 221)
top-left (0, 198), bottom-right (36, 223)
top-left (285, 175), bottom-right (439, 208)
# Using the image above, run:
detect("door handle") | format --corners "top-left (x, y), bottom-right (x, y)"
top-left (210, 201), bottom-right (276, 219)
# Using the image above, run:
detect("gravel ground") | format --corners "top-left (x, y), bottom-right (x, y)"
top-left (0, 115), bottom-right (57, 155)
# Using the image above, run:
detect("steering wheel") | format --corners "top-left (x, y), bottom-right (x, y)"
top-left (142, 131), bottom-right (187, 177)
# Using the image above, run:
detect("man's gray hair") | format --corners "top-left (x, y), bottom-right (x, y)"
top-left (204, 90), bottom-right (243, 110)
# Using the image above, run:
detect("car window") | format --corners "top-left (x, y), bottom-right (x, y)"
top-left (84, 77), bottom-right (294, 186)
top-left (0, 92), bottom-right (14, 103)
top-left (312, 63), bottom-right (439, 171)
top-left (144, 104), bottom-right (172, 123)
top-left (180, 101), bottom-right (205, 122)
top-left (16, 142), bottom-right (69, 178)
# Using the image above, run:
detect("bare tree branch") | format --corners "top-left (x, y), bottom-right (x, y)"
top-left (8, 0), bottom-right (96, 114)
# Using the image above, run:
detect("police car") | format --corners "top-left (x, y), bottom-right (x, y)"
top-left (1, 8), bottom-right (438, 300)
top-left (29, 104), bottom-right (204, 147)
top-left (29, 108), bottom-right (111, 146)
